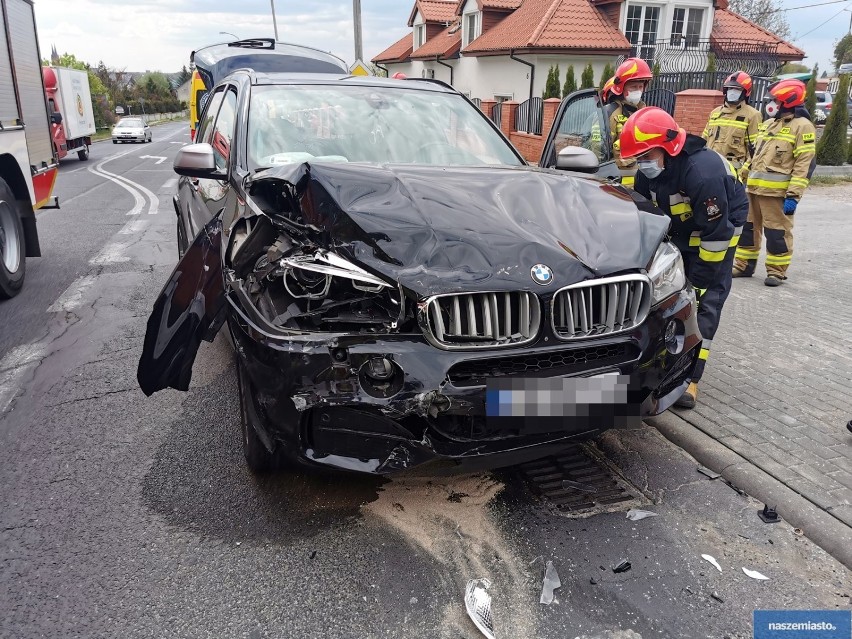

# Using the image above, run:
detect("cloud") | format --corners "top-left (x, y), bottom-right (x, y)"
top-left (34, 0), bottom-right (411, 71)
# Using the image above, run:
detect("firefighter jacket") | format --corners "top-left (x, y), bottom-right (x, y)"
top-left (702, 102), bottom-right (762, 168)
top-left (609, 99), bottom-right (644, 175)
top-left (634, 135), bottom-right (749, 291)
top-left (742, 108), bottom-right (816, 200)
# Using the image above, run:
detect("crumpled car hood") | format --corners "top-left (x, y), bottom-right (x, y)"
top-left (250, 163), bottom-right (668, 296)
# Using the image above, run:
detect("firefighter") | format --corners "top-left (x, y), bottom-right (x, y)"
top-left (608, 58), bottom-right (653, 187)
top-left (620, 107), bottom-right (748, 408)
top-left (734, 79), bottom-right (816, 286)
top-left (588, 77), bottom-right (615, 158)
top-left (702, 71), bottom-right (762, 170)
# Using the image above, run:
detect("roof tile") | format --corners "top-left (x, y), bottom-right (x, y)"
top-left (410, 0), bottom-right (458, 25)
top-left (463, 0), bottom-right (630, 53)
top-left (372, 33), bottom-right (414, 63)
top-left (712, 9), bottom-right (804, 59)
top-left (410, 25), bottom-right (462, 59)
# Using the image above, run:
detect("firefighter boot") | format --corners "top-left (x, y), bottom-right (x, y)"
top-left (732, 260), bottom-right (756, 278)
top-left (675, 382), bottom-right (698, 409)
top-left (764, 275), bottom-right (784, 287)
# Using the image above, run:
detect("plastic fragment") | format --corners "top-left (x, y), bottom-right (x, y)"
top-left (697, 465), bottom-right (721, 480)
top-left (562, 479), bottom-right (597, 493)
top-left (757, 504), bottom-right (781, 524)
top-left (626, 509), bottom-right (658, 521)
top-left (742, 567), bottom-right (769, 580)
top-left (711, 592), bottom-right (724, 603)
top-left (540, 561), bottom-right (562, 605)
top-left (612, 560), bottom-right (631, 574)
top-left (464, 578), bottom-right (495, 639)
top-left (701, 554), bottom-right (722, 573)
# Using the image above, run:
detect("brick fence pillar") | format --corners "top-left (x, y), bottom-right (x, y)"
top-left (674, 89), bottom-right (723, 136)
top-left (542, 98), bottom-right (561, 136)
top-left (480, 99), bottom-right (497, 123)
top-left (500, 101), bottom-right (519, 138)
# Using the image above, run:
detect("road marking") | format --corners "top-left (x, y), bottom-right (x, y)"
top-left (119, 219), bottom-right (148, 235)
top-left (90, 241), bottom-right (132, 265)
top-left (47, 275), bottom-right (98, 313)
top-left (169, 141), bottom-right (186, 145)
top-left (161, 178), bottom-right (178, 190)
top-left (88, 146), bottom-right (146, 216)
top-left (0, 343), bottom-right (46, 414)
top-left (139, 155), bottom-right (167, 165)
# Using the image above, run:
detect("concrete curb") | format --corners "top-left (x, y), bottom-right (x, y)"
top-left (814, 164), bottom-right (852, 176)
top-left (646, 411), bottom-right (852, 570)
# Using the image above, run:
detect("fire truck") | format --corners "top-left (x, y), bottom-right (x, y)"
top-left (0, 0), bottom-right (58, 298)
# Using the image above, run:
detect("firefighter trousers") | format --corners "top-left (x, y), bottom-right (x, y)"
top-left (673, 240), bottom-right (737, 384)
top-left (734, 194), bottom-right (794, 278)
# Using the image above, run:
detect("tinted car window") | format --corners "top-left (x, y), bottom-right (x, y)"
top-left (247, 84), bottom-right (523, 168)
top-left (197, 87), bottom-right (226, 145)
top-left (211, 89), bottom-right (237, 171)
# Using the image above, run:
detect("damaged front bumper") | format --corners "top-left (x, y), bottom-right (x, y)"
top-left (228, 280), bottom-right (700, 475)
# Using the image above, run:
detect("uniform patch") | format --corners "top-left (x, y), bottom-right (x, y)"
top-left (705, 197), bottom-right (722, 221)
top-left (802, 132), bottom-right (815, 142)
top-left (780, 127), bottom-right (791, 134)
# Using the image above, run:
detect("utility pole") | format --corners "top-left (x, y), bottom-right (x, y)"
top-left (353, 0), bottom-right (364, 61)
top-left (270, 0), bottom-right (279, 41)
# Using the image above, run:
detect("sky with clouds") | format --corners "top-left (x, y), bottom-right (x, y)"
top-left (32, 0), bottom-right (847, 76)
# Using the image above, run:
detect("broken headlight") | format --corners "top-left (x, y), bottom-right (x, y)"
top-left (647, 241), bottom-right (686, 305)
top-left (248, 247), bottom-right (406, 332)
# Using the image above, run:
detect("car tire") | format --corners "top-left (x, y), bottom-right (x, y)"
top-left (236, 355), bottom-right (279, 474)
top-left (78, 147), bottom-right (89, 161)
top-left (0, 178), bottom-right (26, 299)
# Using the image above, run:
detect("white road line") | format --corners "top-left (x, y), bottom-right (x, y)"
top-left (90, 241), bottom-right (132, 265)
top-left (161, 178), bottom-right (178, 190)
top-left (46, 275), bottom-right (98, 313)
top-left (88, 147), bottom-right (146, 216)
top-left (0, 343), bottom-right (46, 414)
top-left (118, 219), bottom-right (148, 235)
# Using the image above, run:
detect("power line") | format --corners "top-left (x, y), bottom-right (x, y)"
top-left (767, 0), bottom-right (850, 12)
top-left (792, 4), bottom-right (851, 39)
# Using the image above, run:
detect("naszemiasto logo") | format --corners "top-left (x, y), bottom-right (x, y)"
top-left (76, 94), bottom-right (84, 116)
top-left (530, 264), bottom-right (553, 285)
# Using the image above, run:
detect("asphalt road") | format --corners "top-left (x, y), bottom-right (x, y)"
top-left (0, 122), bottom-right (849, 638)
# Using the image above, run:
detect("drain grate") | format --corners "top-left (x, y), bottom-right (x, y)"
top-left (517, 443), bottom-right (647, 517)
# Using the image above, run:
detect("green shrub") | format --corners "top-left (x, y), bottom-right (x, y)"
top-left (815, 74), bottom-right (849, 166)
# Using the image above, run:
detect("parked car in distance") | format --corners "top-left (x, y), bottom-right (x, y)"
top-left (112, 118), bottom-right (152, 143)
top-left (814, 91), bottom-right (832, 124)
top-left (136, 67), bottom-right (702, 477)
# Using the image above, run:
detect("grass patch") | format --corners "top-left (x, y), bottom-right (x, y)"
top-left (811, 174), bottom-right (852, 186)
top-left (92, 129), bottom-right (112, 142)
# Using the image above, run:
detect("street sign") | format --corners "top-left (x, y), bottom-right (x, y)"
top-left (349, 59), bottom-right (372, 77)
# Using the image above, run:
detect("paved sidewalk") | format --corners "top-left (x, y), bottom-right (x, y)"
top-left (668, 184), bottom-right (852, 528)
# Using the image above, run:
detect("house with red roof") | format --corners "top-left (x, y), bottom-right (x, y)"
top-left (372, 0), bottom-right (804, 103)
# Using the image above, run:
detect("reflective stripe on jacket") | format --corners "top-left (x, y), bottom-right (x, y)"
top-left (743, 113), bottom-right (816, 200)
top-left (702, 102), bottom-right (762, 167)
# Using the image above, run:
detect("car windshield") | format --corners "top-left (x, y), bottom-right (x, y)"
top-left (118, 119), bottom-right (143, 128)
top-left (247, 84), bottom-right (523, 169)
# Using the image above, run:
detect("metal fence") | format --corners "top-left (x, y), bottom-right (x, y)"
top-left (642, 89), bottom-right (676, 115)
top-left (491, 102), bottom-right (502, 128)
top-left (618, 39), bottom-right (784, 79)
top-left (470, 97), bottom-right (482, 108)
top-left (650, 72), bottom-right (772, 105)
top-left (515, 97), bottom-right (543, 135)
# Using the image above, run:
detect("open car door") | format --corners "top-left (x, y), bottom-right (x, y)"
top-left (539, 88), bottom-right (619, 180)
top-left (137, 216), bottom-right (226, 396)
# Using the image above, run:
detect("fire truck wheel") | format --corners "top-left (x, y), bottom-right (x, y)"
top-left (0, 178), bottom-right (26, 299)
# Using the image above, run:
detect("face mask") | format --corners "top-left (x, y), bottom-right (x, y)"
top-left (765, 100), bottom-right (780, 117)
top-left (625, 90), bottom-right (643, 105)
top-left (726, 89), bottom-right (743, 103)
top-left (637, 159), bottom-right (663, 179)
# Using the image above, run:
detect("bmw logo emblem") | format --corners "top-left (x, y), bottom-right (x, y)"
top-left (530, 264), bottom-right (553, 285)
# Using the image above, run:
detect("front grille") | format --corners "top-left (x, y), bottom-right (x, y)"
top-left (447, 342), bottom-right (639, 386)
top-left (422, 291), bottom-right (540, 350)
top-left (552, 275), bottom-right (651, 340)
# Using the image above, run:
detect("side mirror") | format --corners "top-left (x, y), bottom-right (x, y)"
top-left (555, 146), bottom-right (599, 174)
top-left (50, 112), bottom-right (63, 125)
top-left (173, 143), bottom-right (226, 179)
